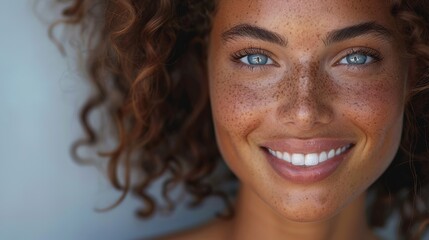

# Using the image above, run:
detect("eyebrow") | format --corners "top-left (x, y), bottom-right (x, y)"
top-left (323, 21), bottom-right (394, 45)
top-left (221, 24), bottom-right (287, 46)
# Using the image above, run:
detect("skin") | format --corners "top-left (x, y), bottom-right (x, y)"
top-left (158, 0), bottom-right (411, 239)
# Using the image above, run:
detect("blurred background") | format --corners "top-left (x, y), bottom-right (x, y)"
top-left (0, 1), bottom-right (221, 239)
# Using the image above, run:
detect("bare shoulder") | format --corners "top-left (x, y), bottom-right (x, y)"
top-left (153, 219), bottom-right (231, 240)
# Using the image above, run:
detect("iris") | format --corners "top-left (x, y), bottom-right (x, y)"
top-left (247, 54), bottom-right (269, 65)
top-left (346, 53), bottom-right (368, 64)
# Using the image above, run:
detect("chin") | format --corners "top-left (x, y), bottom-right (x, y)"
top-left (281, 207), bottom-right (341, 223)
top-left (278, 202), bottom-right (342, 223)
top-left (263, 187), bottom-right (363, 224)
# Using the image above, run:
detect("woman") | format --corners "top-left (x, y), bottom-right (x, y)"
top-left (55, 0), bottom-right (429, 239)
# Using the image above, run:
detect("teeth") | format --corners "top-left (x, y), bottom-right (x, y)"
top-left (291, 154), bottom-right (305, 166)
top-left (319, 151), bottom-right (328, 163)
top-left (276, 151), bottom-right (283, 159)
top-left (328, 149), bottom-right (335, 159)
top-left (305, 153), bottom-right (319, 166)
top-left (268, 144), bottom-right (351, 167)
top-left (335, 148), bottom-right (342, 155)
top-left (283, 152), bottom-right (291, 162)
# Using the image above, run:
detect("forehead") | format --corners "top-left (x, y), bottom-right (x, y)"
top-left (213, 0), bottom-right (396, 34)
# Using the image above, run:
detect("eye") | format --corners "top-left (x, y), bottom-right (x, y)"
top-left (339, 53), bottom-right (373, 65)
top-left (231, 48), bottom-right (276, 68)
top-left (337, 49), bottom-right (381, 66)
top-left (240, 54), bottom-right (274, 65)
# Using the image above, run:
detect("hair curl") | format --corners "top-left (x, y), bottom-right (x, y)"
top-left (53, 0), bottom-right (429, 238)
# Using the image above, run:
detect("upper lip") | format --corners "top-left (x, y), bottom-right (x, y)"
top-left (261, 138), bottom-right (355, 154)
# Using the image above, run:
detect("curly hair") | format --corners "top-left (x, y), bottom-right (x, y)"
top-left (53, 0), bottom-right (429, 238)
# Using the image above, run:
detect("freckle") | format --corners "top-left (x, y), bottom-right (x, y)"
top-left (318, 195), bottom-right (328, 205)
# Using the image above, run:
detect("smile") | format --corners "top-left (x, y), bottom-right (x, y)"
top-left (267, 144), bottom-right (353, 167)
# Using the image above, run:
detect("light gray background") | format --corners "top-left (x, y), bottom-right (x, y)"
top-left (0, 1), bottom-right (220, 240)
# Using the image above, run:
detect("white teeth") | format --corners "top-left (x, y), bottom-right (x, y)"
top-left (268, 144), bottom-right (351, 167)
top-left (335, 148), bottom-right (341, 155)
top-left (283, 152), bottom-right (291, 162)
top-left (328, 149), bottom-right (335, 159)
top-left (276, 151), bottom-right (283, 159)
top-left (305, 153), bottom-right (319, 166)
top-left (291, 153), bottom-right (305, 166)
top-left (319, 151), bottom-right (328, 163)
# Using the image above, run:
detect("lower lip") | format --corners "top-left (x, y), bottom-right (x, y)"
top-left (265, 147), bottom-right (352, 184)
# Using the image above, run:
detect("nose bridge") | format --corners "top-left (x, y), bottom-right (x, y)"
top-left (297, 62), bottom-right (317, 99)
top-left (277, 60), bottom-right (332, 129)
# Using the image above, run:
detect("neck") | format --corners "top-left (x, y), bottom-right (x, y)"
top-left (227, 185), bottom-right (375, 240)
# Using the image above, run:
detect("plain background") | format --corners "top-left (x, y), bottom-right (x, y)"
top-left (0, 1), bottom-right (222, 240)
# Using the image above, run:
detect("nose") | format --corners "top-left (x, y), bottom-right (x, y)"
top-left (277, 64), bottom-right (333, 131)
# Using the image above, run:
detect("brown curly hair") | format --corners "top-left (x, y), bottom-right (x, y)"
top-left (52, 0), bottom-right (429, 238)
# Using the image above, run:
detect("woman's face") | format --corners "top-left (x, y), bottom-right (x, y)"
top-left (208, 0), bottom-right (410, 221)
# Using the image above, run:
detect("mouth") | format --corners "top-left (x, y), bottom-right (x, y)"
top-left (266, 144), bottom-right (353, 167)
top-left (262, 139), bottom-right (355, 184)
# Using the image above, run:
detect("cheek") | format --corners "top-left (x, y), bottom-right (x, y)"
top-left (337, 72), bottom-right (405, 138)
top-left (210, 69), bottom-right (276, 136)
top-left (336, 71), bottom-right (406, 185)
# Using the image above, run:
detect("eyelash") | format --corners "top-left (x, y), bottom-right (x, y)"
top-left (231, 48), bottom-right (275, 70)
top-left (230, 47), bottom-right (383, 70)
top-left (337, 48), bottom-right (383, 66)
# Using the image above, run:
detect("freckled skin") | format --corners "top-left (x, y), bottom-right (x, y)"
top-left (204, 0), bottom-right (410, 240)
